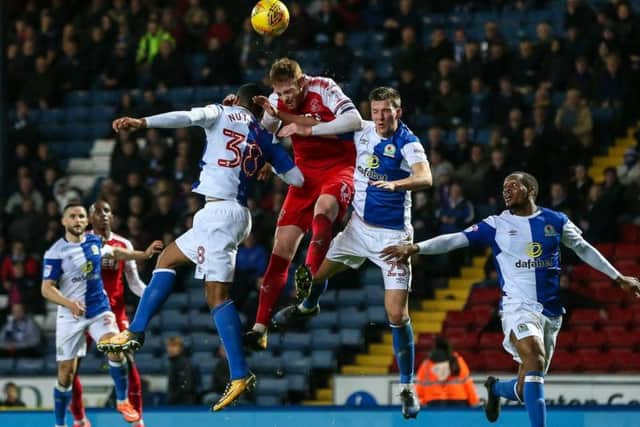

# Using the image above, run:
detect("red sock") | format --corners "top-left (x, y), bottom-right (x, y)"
top-left (255, 253), bottom-right (291, 325)
top-left (305, 214), bottom-right (333, 275)
top-left (70, 373), bottom-right (85, 421)
top-left (128, 359), bottom-right (143, 415)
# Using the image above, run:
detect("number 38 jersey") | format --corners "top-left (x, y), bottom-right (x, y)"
top-left (188, 104), bottom-right (296, 204)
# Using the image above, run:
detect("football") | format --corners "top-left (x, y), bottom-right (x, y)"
top-left (250, 0), bottom-right (290, 36)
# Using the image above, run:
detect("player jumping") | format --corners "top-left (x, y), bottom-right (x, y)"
top-left (70, 200), bottom-right (161, 427)
top-left (273, 87), bottom-right (432, 418)
top-left (42, 203), bottom-right (161, 427)
top-left (97, 83), bottom-right (304, 411)
top-left (245, 58), bottom-right (363, 350)
top-left (382, 172), bottom-right (640, 427)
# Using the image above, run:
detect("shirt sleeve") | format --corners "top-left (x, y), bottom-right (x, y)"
top-left (145, 104), bottom-right (223, 129)
top-left (122, 240), bottom-right (146, 297)
top-left (561, 219), bottom-right (620, 280)
top-left (101, 245), bottom-right (114, 257)
top-left (261, 93), bottom-right (282, 132)
top-left (462, 218), bottom-right (496, 247)
top-left (401, 141), bottom-right (428, 166)
top-left (42, 257), bottom-right (62, 281)
top-left (321, 79), bottom-right (357, 116)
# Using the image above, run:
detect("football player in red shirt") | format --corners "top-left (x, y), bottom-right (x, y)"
top-left (70, 200), bottom-right (162, 427)
top-left (245, 58), bottom-right (363, 349)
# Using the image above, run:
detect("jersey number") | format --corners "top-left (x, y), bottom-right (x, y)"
top-left (218, 128), bottom-right (245, 168)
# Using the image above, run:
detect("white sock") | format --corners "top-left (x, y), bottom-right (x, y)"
top-left (253, 323), bottom-right (267, 334)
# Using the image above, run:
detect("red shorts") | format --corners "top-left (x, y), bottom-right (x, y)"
top-left (277, 165), bottom-right (354, 231)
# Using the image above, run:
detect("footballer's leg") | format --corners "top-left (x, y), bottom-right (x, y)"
top-left (513, 334), bottom-right (547, 427)
top-left (246, 224), bottom-right (304, 350)
top-left (304, 194), bottom-right (340, 275)
top-left (54, 358), bottom-right (77, 427)
top-left (103, 340), bottom-right (139, 423)
top-left (272, 259), bottom-right (348, 328)
top-left (386, 289), bottom-right (419, 419)
top-left (99, 242), bottom-right (190, 352)
top-left (207, 281), bottom-right (255, 411)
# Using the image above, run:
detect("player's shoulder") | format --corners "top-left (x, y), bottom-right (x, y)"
top-left (396, 121), bottom-right (420, 146)
top-left (307, 75), bottom-right (338, 90)
top-left (85, 233), bottom-right (102, 244)
top-left (355, 120), bottom-right (375, 138)
top-left (108, 232), bottom-right (132, 247)
top-left (538, 206), bottom-right (569, 225)
top-left (44, 238), bottom-right (67, 258)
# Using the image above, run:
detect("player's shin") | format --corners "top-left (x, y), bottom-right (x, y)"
top-left (70, 373), bottom-right (86, 422)
top-left (391, 320), bottom-right (415, 386)
top-left (255, 254), bottom-right (291, 327)
top-left (108, 358), bottom-right (129, 402)
top-left (212, 300), bottom-right (249, 379)
top-left (301, 279), bottom-right (328, 311)
top-left (54, 383), bottom-right (73, 427)
top-left (129, 269), bottom-right (176, 333)
top-left (305, 214), bottom-right (333, 275)
top-left (127, 359), bottom-right (143, 415)
top-left (523, 371), bottom-right (547, 427)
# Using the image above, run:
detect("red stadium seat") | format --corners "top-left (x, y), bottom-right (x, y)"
top-left (458, 351), bottom-right (484, 371)
top-left (417, 333), bottom-right (435, 351)
top-left (580, 351), bottom-right (612, 372)
top-left (612, 352), bottom-right (640, 372)
top-left (444, 311), bottom-right (475, 330)
top-left (573, 331), bottom-right (607, 350)
top-left (568, 308), bottom-right (603, 329)
top-left (593, 287), bottom-right (630, 306)
top-left (586, 280), bottom-right (613, 291)
top-left (468, 288), bottom-right (501, 307)
top-left (478, 332), bottom-right (504, 350)
top-left (481, 350), bottom-right (515, 372)
top-left (446, 331), bottom-right (479, 352)
top-left (551, 351), bottom-right (581, 372)
top-left (614, 243), bottom-right (640, 260)
top-left (593, 243), bottom-right (615, 258)
top-left (470, 306), bottom-right (494, 329)
top-left (607, 307), bottom-right (633, 328)
top-left (619, 224), bottom-right (640, 243)
top-left (556, 330), bottom-right (577, 351)
top-left (571, 265), bottom-right (609, 282)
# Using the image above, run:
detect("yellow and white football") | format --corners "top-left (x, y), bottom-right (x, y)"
top-left (250, 0), bottom-right (290, 36)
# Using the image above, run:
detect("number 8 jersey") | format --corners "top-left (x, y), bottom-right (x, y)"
top-left (150, 104), bottom-right (295, 204)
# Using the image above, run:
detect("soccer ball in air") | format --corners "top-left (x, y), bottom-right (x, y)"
top-left (251, 0), bottom-right (290, 36)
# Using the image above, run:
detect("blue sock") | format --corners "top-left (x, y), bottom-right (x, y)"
top-left (212, 300), bottom-right (248, 380)
top-left (492, 378), bottom-right (520, 401)
top-left (129, 269), bottom-right (176, 333)
top-left (108, 359), bottom-right (129, 401)
top-left (524, 371), bottom-right (546, 427)
top-left (54, 383), bottom-right (72, 426)
top-left (302, 280), bottom-right (328, 310)
top-left (391, 321), bottom-right (415, 384)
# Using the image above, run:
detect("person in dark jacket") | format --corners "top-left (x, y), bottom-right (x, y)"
top-left (165, 336), bottom-right (197, 405)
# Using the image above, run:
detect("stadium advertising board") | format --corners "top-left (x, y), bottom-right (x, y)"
top-left (334, 375), bottom-right (640, 406)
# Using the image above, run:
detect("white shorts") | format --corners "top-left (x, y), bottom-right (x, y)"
top-left (500, 297), bottom-right (562, 373)
top-left (326, 214), bottom-right (413, 290)
top-left (56, 310), bottom-right (118, 361)
top-left (175, 200), bottom-right (251, 282)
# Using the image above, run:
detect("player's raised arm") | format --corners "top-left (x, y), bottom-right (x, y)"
top-left (560, 218), bottom-right (640, 296)
top-left (105, 240), bottom-right (164, 261)
top-left (371, 157), bottom-right (432, 192)
top-left (112, 105), bottom-right (223, 132)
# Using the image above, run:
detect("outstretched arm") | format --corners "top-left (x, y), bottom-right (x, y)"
top-left (112, 105), bottom-right (223, 132)
top-left (277, 110), bottom-right (363, 138)
top-left (107, 240), bottom-right (163, 261)
top-left (381, 233), bottom-right (470, 263)
top-left (371, 161), bottom-right (432, 192)
top-left (562, 220), bottom-right (640, 295)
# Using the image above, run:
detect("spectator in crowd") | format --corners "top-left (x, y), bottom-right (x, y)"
top-left (568, 56), bottom-right (595, 102)
top-left (165, 336), bottom-right (197, 405)
top-left (151, 40), bottom-right (185, 89)
top-left (617, 148), bottom-right (640, 187)
top-left (545, 182), bottom-right (572, 216)
top-left (555, 89), bottom-right (593, 148)
top-left (201, 36), bottom-right (240, 85)
top-left (101, 41), bottom-right (136, 89)
top-left (137, 18), bottom-right (174, 65)
top-left (437, 182), bottom-right (474, 234)
top-left (20, 56), bottom-right (55, 109)
top-left (558, 273), bottom-right (605, 322)
top-left (393, 26), bottom-right (424, 77)
top-left (383, 0), bottom-right (422, 46)
top-left (0, 382), bottom-right (26, 407)
top-left (324, 31), bottom-right (354, 82)
top-left (0, 303), bottom-right (42, 357)
top-left (7, 198), bottom-right (46, 246)
top-left (429, 79), bottom-right (464, 129)
top-left (415, 336), bottom-right (479, 407)
top-left (183, 0), bottom-right (209, 52)
top-left (456, 145), bottom-right (489, 203)
top-left (491, 77), bottom-right (524, 126)
top-left (466, 77), bottom-right (491, 131)
top-left (483, 149), bottom-right (511, 206)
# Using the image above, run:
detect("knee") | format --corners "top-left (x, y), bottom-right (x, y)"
top-left (387, 311), bottom-right (409, 327)
top-left (315, 199), bottom-right (339, 220)
top-left (205, 284), bottom-right (229, 309)
top-left (58, 367), bottom-right (74, 387)
top-left (521, 351), bottom-right (546, 372)
top-left (272, 239), bottom-right (296, 260)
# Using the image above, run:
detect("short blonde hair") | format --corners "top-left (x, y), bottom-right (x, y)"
top-left (269, 58), bottom-right (303, 83)
top-left (166, 336), bottom-right (184, 348)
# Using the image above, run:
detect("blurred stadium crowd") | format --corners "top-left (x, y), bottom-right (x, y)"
top-left (2, 0), bottom-right (640, 406)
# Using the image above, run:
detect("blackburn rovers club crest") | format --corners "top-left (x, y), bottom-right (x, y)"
top-left (544, 224), bottom-right (558, 237)
top-left (383, 143), bottom-right (396, 158)
top-left (91, 244), bottom-right (99, 255)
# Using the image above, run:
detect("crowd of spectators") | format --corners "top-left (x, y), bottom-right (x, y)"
top-left (1, 0), bottom-right (640, 405)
